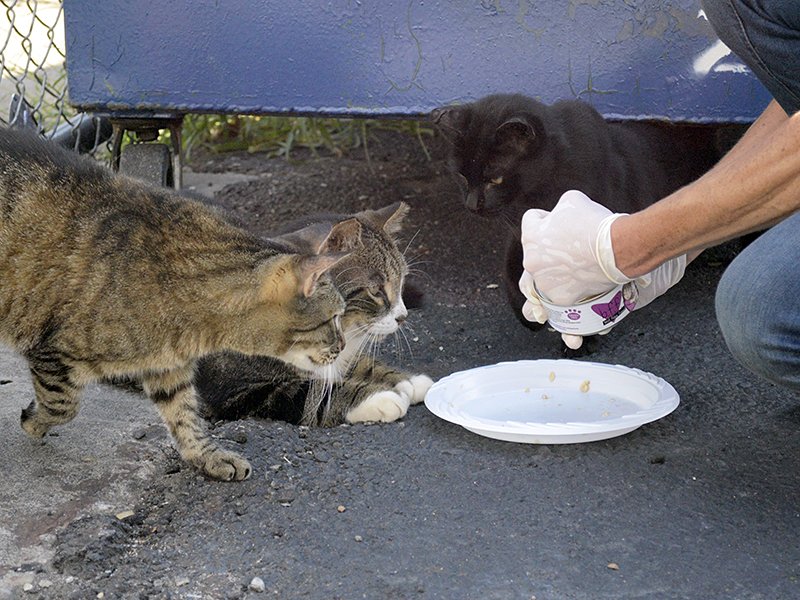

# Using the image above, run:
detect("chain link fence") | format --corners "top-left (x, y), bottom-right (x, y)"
top-left (1, 0), bottom-right (109, 153)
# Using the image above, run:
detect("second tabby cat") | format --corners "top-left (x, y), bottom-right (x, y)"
top-left (196, 202), bottom-right (433, 427)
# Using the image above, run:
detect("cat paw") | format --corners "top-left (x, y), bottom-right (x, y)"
top-left (193, 449), bottom-right (252, 481)
top-left (346, 390), bottom-right (410, 424)
top-left (20, 407), bottom-right (50, 438)
top-left (393, 375), bottom-right (433, 405)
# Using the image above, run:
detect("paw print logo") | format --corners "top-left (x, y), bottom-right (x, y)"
top-left (565, 309), bottom-right (581, 321)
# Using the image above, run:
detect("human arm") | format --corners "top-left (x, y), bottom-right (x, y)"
top-left (612, 100), bottom-right (800, 278)
top-left (519, 100), bottom-right (800, 348)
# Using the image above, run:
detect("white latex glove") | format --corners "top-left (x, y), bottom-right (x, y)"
top-left (518, 190), bottom-right (687, 349)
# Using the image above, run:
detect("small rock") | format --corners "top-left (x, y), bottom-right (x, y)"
top-left (38, 579), bottom-right (52, 588)
top-left (276, 488), bottom-right (296, 504)
top-left (229, 432), bottom-right (248, 444)
top-left (354, 535), bottom-right (363, 542)
top-left (132, 429), bottom-right (147, 440)
top-left (312, 450), bottom-right (330, 463)
top-left (249, 577), bottom-right (266, 593)
top-left (337, 505), bottom-right (346, 513)
top-left (607, 562), bottom-right (620, 571)
top-left (176, 577), bottom-right (190, 587)
top-left (23, 583), bottom-right (34, 593)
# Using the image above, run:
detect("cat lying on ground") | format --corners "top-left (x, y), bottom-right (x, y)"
top-left (0, 129), bottom-right (356, 481)
top-left (432, 93), bottom-right (719, 329)
top-left (196, 202), bottom-right (433, 427)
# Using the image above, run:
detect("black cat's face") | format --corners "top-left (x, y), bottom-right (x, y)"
top-left (432, 95), bottom-right (547, 221)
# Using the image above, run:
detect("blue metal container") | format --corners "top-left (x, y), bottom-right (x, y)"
top-left (63, 0), bottom-right (771, 123)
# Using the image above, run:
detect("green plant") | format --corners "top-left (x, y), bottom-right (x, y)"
top-left (179, 114), bottom-right (433, 161)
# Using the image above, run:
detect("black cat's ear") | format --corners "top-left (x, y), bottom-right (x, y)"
top-left (495, 116), bottom-right (539, 154)
top-left (431, 106), bottom-right (465, 143)
top-left (318, 218), bottom-right (364, 253)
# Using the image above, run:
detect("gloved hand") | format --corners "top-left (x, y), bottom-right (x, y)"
top-left (518, 190), bottom-right (687, 349)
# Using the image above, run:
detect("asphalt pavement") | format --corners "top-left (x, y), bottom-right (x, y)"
top-left (1, 131), bottom-right (798, 600)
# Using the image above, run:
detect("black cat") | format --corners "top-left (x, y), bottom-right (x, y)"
top-left (432, 93), bottom-right (720, 329)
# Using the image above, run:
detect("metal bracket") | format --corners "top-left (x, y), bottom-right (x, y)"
top-left (109, 115), bottom-right (185, 189)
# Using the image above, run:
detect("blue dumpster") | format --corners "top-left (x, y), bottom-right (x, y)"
top-left (63, 0), bottom-right (770, 124)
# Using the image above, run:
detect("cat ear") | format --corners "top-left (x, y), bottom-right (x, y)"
top-left (318, 218), bottom-right (364, 253)
top-left (295, 253), bottom-right (349, 298)
top-left (359, 202), bottom-right (409, 236)
top-left (275, 222), bottom-right (332, 254)
top-left (431, 106), bottom-right (465, 142)
top-left (495, 116), bottom-right (539, 153)
top-left (382, 201), bottom-right (409, 236)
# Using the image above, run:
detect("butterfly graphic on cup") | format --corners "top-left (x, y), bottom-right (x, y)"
top-left (589, 283), bottom-right (639, 325)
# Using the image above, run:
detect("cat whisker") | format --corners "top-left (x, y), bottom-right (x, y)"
top-left (402, 228), bottom-right (423, 258)
top-left (305, 364), bottom-right (339, 426)
top-left (396, 325), bottom-right (415, 362)
top-left (499, 209), bottom-right (518, 232)
top-left (365, 333), bottom-right (381, 369)
top-left (403, 254), bottom-right (432, 271)
top-left (333, 266), bottom-right (360, 284)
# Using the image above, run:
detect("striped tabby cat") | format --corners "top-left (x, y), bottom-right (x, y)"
top-left (0, 129), bottom-right (353, 481)
top-left (196, 202), bottom-right (433, 427)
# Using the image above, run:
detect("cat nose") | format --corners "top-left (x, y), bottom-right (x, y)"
top-left (466, 189), bottom-right (483, 212)
top-left (395, 310), bottom-right (408, 325)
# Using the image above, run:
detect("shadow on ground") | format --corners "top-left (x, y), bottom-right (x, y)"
top-left (2, 130), bottom-right (798, 599)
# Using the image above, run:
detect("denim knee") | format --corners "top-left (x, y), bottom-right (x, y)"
top-left (702, 0), bottom-right (800, 114)
top-left (715, 216), bottom-right (800, 392)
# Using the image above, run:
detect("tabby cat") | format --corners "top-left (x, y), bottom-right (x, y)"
top-left (0, 129), bottom-right (355, 481)
top-left (432, 93), bottom-right (718, 328)
top-left (196, 202), bottom-right (433, 427)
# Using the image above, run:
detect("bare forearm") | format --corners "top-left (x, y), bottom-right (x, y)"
top-left (612, 101), bottom-right (800, 278)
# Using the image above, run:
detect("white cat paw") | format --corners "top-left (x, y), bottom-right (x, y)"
top-left (346, 390), bottom-right (410, 424)
top-left (408, 374), bottom-right (433, 404)
top-left (394, 374), bottom-right (433, 405)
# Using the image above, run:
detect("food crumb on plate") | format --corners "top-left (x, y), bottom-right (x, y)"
top-left (548, 371), bottom-right (556, 382)
top-left (579, 380), bottom-right (591, 393)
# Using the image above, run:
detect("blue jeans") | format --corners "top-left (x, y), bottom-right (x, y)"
top-left (701, 0), bottom-right (800, 114)
top-left (716, 213), bottom-right (800, 392)
top-left (705, 0), bottom-right (800, 391)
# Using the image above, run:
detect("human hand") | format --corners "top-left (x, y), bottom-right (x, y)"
top-left (518, 269), bottom-right (610, 349)
top-left (518, 190), bottom-right (687, 349)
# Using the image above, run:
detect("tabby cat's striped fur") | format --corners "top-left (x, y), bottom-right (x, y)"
top-left (196, 203), bottom-right (433, 427)
top-left (0, 129), bottom-right (354, 481)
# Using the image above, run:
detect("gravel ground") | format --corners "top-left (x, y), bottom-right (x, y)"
top-left (2, 129), bottom-right (798, 599)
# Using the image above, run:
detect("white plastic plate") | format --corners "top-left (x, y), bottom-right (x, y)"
top-left (424, 359), bottom-right (679, 444)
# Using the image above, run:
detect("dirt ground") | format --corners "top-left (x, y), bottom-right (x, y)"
top-left (2, 128), bottom-right (799, 600)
